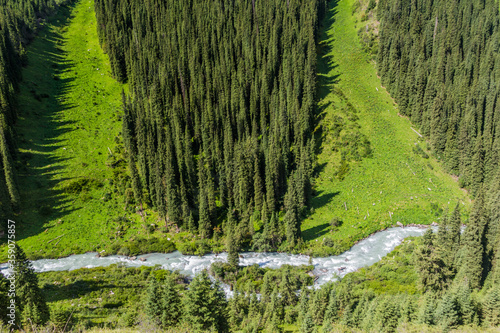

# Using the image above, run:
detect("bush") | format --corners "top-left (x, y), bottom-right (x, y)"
top-left (64, 178), bottom-right (103, 194)
top-left (50, 307), bottom-right (74, 330)
top-left (366, 0), bottom-right (376, 12)
top-left (323, 238), bottom-right (334, 247)
top-left (118, 310), bottom-right (137, 328)
top-left (118, 247), bottom-right (130, 256)
top-left (330, 217), bottom-right (342, 228)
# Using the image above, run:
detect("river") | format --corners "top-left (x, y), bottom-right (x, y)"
top-left (1, 226), bottom-right (432, 287)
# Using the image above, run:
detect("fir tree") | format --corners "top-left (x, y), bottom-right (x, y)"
top-left (455, 190), bottom-right (487, 289)
top-left (484, 287), bottom-right (500, 327)
top-left (160, 275), bottom-right (181, 328)
top-left (184, 270), bottom-right (228, 332)
top-left (0, 273), bottom-right (9, 325)
top-left (12, 244), bottom-right (50, 326)
top-left (300, 312), bottom-right (315, 333)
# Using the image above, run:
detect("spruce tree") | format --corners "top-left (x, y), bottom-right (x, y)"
top-left (414, 229), bottom-right (450, 291)
top-left (417, 294), bottom-right (435, 326)
top-left (455, 190), bottom-right (487, 289)
top-left (184, 270), bottom-right (228, 332)
top-left (145, 277), bottom-right (162, 326)
top-left (484, 287), bottom-right (500, 327)
top-left (375, 297), bottom-right (399, 333)
top-left (279, 268), bottom-right (297, 306)
top-left (435, 293), bottom-right (459, 331)
top-left (160, 275), bottom-right (181, 328)
top-left (0, 273), bottom-right (9, 325)
top-left (12, 244), bottom-right (50, 326)
top-left (226, 219), bottom-right (240, 270)
top-left (455, 282), bottom-right (474, 326)
top-left (324, 288), bottom-right (340, 323)
top-left (300, 312), bottom-right (315, 333)
top-left (298, 289), bottom-right (309, 325)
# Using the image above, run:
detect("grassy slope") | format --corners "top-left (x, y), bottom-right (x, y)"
top-left (303, 0), bottom-right (471, 255)
top-left (0, 0), bottom-right (159, 261)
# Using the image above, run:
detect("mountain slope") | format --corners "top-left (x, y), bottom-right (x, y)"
top-left (304, 0), bottom-right (471, 255)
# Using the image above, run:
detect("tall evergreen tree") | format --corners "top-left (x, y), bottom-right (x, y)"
top-left (12, 244), bottom-right (50, 327)
top-left (455, 190), bottom-right (487, 289)
top-left (184, 270), bottom-right (228, 332)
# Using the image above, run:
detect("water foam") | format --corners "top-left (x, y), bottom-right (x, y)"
top-left (0, 226), bottom-right (433, 287)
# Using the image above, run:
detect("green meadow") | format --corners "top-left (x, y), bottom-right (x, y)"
top-left (1, 0), bottom-right (161, 261)
top-left (303, 0), bottom-right (471, 255)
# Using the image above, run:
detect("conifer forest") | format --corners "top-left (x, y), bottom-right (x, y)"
top-left (0, 0), bottom-right (500, 332)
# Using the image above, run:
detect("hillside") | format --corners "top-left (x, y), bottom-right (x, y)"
top-left (303, 0), bottom-right (470, 255)
top-left (1, 0), bottom-right (151, 261)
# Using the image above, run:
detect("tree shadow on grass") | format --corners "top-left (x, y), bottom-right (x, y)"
top-left (42, 279), bottom-right (133, 303)
top-left (13, 3), bottom-right (82, 241)
top-left (302, 222), bottom-right (330, 241)
top-left (314, 0), bottom-right (341, 157)
top-left (310, 190), bottom-right (340, 210)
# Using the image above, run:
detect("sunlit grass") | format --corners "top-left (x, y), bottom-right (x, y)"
top-left (303, 0), bottom-right (471, 255)
top-left (0, 0), bottom-right (161, 261)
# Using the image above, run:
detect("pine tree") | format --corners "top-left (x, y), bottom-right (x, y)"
top-left (300, 312), bottom-right (315, 333)
top-left (455, 190), bottom-right (487, 289)
top-left (184, 270), bottom-right (228, 332)
top-left (0, 273), bottom-right (9, 325)
top-left (484, 287), bottom-right (500, 327)
top-left (12, 244), bottom-right (50, 326)
top-left (160, 275), bottom-right (181, 328)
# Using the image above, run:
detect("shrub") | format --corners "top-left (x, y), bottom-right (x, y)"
top-left (330, 217), bottom-right (342, 228)
top-left (118, 247), bottom-right (130, 256)
top-left (323, 238), bottom-right (334, 247)
top-left (50, 307), bottom-right (73, 330)
top-left (366, 0), bottom-right (376, 12)
top-left (64, 178), bottom-right (103, 194)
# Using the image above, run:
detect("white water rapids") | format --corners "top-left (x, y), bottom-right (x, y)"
top-left (1, 226), bottom-right (433, 287)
